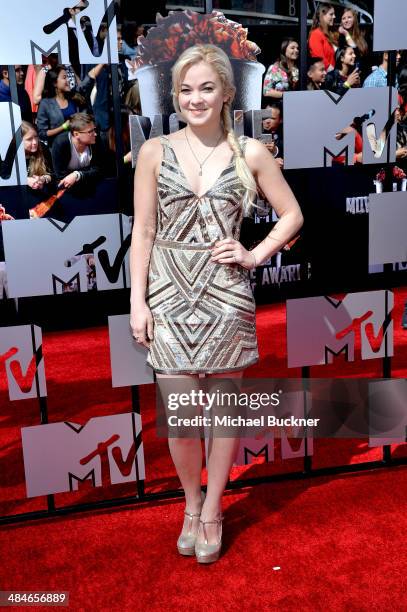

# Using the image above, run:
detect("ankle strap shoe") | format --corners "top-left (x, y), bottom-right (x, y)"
top-left (195, 515), bottom-right (224, 564)
top-left (177, 490), bottom-right (206, 556)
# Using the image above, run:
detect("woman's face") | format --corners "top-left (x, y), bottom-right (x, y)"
top-left (23, 129), bottom-right (39, 154)
top-left (285, 41), bottom-right (299, 61)
top-left (56, 70), bottom-right (70, 93)
top-left (177, 61), bottom-right (228, 128)
top-left (341, 10), bottom-right (355, 30)
top-left (321, 8), bottom-right (335, 28)
top-left (343, 47), bottom-right (356, 66)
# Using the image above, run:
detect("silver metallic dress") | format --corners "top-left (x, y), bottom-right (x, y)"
top-left (146, 135), bottom-right (259, 374)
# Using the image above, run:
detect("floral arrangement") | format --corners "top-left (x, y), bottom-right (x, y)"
top-left (375, 166), bottom-right (407, 182)
top-left (135, 10), bottom-right (261, 68)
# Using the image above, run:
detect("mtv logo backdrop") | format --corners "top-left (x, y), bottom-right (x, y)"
top-left (283, 88), bottom-right (397, 169)
top-left (286, 291), bottom-right (393, 368)
top-left (373, 0), bottom-right (407, 51)
top-left (21, 413), bottom-right (145, 498)
top-left (3, 214), bottom-right (131, 298)
top-left (369, 192), bottom-right (407, 265)
top-left (108, 315), bottom-right (154, 387)
top-left (0, 325), bottom-right (47, 401)
top-left (234, 391), bottom-right (313, 465)
top-left (0, 103), bottom-right (27, 187)
top-left (0, 0), bottom-right (118, 65)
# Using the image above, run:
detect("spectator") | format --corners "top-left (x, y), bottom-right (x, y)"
top-left (261, 99), bottom-right (284, 168)
top-left (36, 64), bottom-right (103, 146)
top-left (51, 112), bottom-right (102, 191)
top-left (325, 46), bottom-right (360, 95)
top-left (124, 80), bottom-right (141, 115)
top-left (309, 3), bottom-right (337, 72)
top-left (338, 8), bottom-right (368, 57)
top-left (32, 54), bottom-right (79, 107)
top-left (22, 122), bottom-right (53, 190)
top-left (263, 38), bottom-right (299, 100)
top-left (0, 65), bottom-right (32, 121)
top-left (398, 66), bottom-right (407, 116)
top-left (363, 51), bottom-right (401, 88)
top-left (122, 22), bottom-right (145, 57)
top-left (307, 57), bottom-right (327, 90)
top-left (36, 65), bottom-right (87, 146)
top-left (395, 106), bottom-right (407, 167)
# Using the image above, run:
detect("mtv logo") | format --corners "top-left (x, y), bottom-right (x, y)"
top-left (0, 0), bottom-right (118, 65)
top-left (283, 88), bottom-right (397, 169)
top-left (21, 412), bottom-right (145, 498)
top-left (0, 325), bottom-right (47, 401)
top-left (0, 103), bottom-right (27, 187)
top-left (235, 434), bottom-right (274, 465)
top-left (3, 214), bottom-right (131, 298)
top-left (286, 291), bottom-right (394, 368)
top-left (108, 315), bottom-right (154, 387)
top-left (369, 192), bottom-right (407, 265)
top-left (373, 0), bottom-right (407, 51)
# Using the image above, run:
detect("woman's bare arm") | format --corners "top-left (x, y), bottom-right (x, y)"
top-left (245, 138), bottom-right (304, 264)
top-left (33, 67), bottom-right (46, 105)
top-left (129, 137), bottom-right (161, 346)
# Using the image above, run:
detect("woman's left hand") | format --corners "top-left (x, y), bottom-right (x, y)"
top-left (210, 238), bottom-right (255, 270)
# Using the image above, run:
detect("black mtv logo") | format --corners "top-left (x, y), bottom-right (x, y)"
top-left (37, 0), bottom-right (117, 64)
top-left (57, 232), bottom-right (131, 294)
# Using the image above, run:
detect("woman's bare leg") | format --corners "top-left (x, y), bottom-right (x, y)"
top-left (196, 370), bottom-right (243, 544)
top-left (156, 373), bottom-right (203, 534)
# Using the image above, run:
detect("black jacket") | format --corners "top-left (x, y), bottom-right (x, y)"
top-left (51, 131), bottom-right (103, 184)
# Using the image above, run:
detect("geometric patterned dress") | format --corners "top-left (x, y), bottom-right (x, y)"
top-left (145, 134), bottom-right (259, 374)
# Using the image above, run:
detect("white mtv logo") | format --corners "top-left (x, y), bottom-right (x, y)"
top-left (0, 0), bottom-right (118, 65)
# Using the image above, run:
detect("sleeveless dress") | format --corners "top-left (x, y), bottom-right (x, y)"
top-left (145, 134), bottom-right (259, 374)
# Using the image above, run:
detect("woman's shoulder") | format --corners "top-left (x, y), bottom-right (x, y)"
top-left (139, 136), bottom-right (163, 155)
top-left (310, 27), bottom-right (330, 44)
top-left (137, 136), bottom-right (163, 170)
top-left (238, 136), bottom-right (268, 165)
top-left (38, 97), bottom-right (55, 109)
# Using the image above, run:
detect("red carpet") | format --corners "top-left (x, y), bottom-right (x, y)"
top-left (1, 469), bottom-right (406, 611)
top-left (1, 288), bottom-right (407, 610)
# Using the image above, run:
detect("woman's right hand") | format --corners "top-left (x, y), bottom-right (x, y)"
top-left (347, 68), bottom-right (360, 87)
top-left (130, 302), bottom-right (154, 348)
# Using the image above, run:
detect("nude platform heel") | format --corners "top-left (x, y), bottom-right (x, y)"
top-left (194, 514), bottom-right (224, 564)
top-left (177, 490), bottom-right (206, 556)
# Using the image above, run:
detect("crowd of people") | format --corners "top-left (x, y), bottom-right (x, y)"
top-left (262, 2), bottom-right (407, 168)
top-left (0, 15), bottom-right (144, 219)
top-left (1, 3), bottom-right (407, 221)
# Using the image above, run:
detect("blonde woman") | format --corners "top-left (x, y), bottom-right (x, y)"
top-left (129, 44), bottom-right (303, 563)
top-left (21, 122), bottom-right (53, 190)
